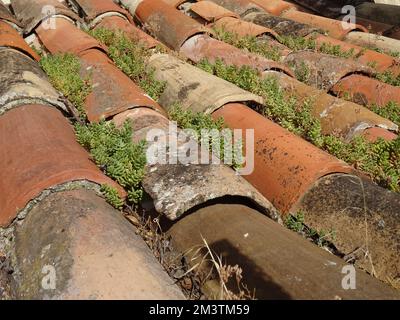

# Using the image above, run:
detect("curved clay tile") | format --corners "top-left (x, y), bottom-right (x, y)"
top-left (36, 17), bottom-right (166, 121)
top-left (385, 25), bottom-right (400, 41)
top-left (113, 107), bottom-right (280, 221)
top-left (189, 0), bottom-right (241, 22)
top-left (118, 0), bottom-right (145, 15)
top-left (331, 74), bottom-right (400, 107)
top-left (197, 0), bottom-right (265, 17)
top-left (266, 71), bottom-right (398, 138)
top-left (297, 173), bottom-right (400, 288)
top-left (313, 35), bottom-right (400, 75)
top-left (341, 16), bottom-right (397, 38)
top-left (135, 0), bottom-right (212, 51)
top-left (212, 103), bottom-right (353, 213)
top-left (0, 2), bottom-right (23, 29)
top-left (11, 0), bottom-right (81, 34)
top-left (93, 15), bottom-right (163, 49)
top-left (281, 9), bottom-right (368, 40)
top-left (79, 49), bottom-right (167, 121)
top-left (355, 2), bottom-right (400, 26)
top-left (243, 10), bottom-right (321, 37)
top-left (0, 49), bottom-right (66, 115)
top-left (0, 104), bottom-right (124, 227)
top-left (36, 18), bottom-right (107, 56)
top-left (361, 126), bottom-right (398, 142)
top-left (213, 16), bottom-right (279, 39)
top-left (284, 50), bottom-right (374, 91)
top-left (162, 0), bottom-right (190, 8)
top-left (251, 0), bottom-right (295, 16)
top-left (180, 34), bottom-right (294, 76)
top-left (70, 0), bottom-right (132, 23)
top-left (148, 53), bottom-right (264, 113)
top-left (0, 21), bottom-right (39, 61)
top-left (345, 31), bottom-right (400, 53)
top-left (142, 55), bottom-right (354, 212)
top-left (14, 189), bottom-right (185, 299)
top-left (169, 202), bottom-right (400, 299)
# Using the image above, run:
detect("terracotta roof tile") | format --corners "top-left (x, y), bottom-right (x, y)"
top-left (0, 21), bottom-right (39, 60)
top-left (14, 189), bottom-right (185, 299)
top-left (71, 0), bottom-right (132, 23)
top-left (0, 104), bottom-right (123, 227)
top-left (36, 17), bottom-right (107, 55)
top-left (2, 0), bottom-right (400, 299)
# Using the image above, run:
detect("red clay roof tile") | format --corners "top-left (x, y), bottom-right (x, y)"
top-left (331, 74), bottom-right (400, 107)
top-left (15, 189), bottom-right (184, 299)
top-left (36, 17), bottom-right (107, 55)
top-left (0, 21), bottom-right (39, 61)
top-left (0, 104), bottom-right (124, 227)
top-left (213, 103), bottom-right (353, 213)
top-left (190, 0), bottom-right (240, 22)
top-left (180, 34), bottom-right (294, 76)
top-left (169, 202), bottom-right (400, 299)
top-left (136, 0), bottom-right (212, 51)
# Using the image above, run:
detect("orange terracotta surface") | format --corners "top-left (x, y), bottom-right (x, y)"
top-left (190, 1), bottom-right (240, 22)
top-left (79, 49), bottom-right (167, 121)
top-left (251, 0), bottom-right (295, 16)
top-left (213, 16), bottom-right (279, 39)
top-left (0, 21), bottom-right (39, 61)
top-left (212, 103), bottom-right (353, 213)
top-left (312, 34), bottom-right (400, 75)
top-left (361, 127), bottom-right (398, 143)
top-left (136, 0), bottom-right (212, 51)
top-left (36, 16), bottom-right (166, 120)
top-left (0, 104), bottom-right (124, 227)
top-left (162, 0), bottom-right (188, 7)
top-left (267, 71), bottom-right (398, 137)
top-left (180, 34), bottom-right (294, 76)
top-left (36, 18), bottom-right (107, 56)
top-left (332, 74), bottom-right (400, 107)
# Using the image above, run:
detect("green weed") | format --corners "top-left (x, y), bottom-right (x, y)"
top-left (75, 120), bottom-right (147, 206)
top-left (100, 184), bottom-right (124, 210)
top-left (213, 27), bottom-right (282, 62)
top-left (39, 53), bottom-right (91, 117)
top-left (169, 104), bottom-right (243, 170)
top-left (371, 101), bottom-right (400, 126)
top-left (285, 211), bottom-right (335, 247)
